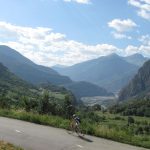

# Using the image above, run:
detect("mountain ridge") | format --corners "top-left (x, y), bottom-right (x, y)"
top-left (55, 53), bottom-right (145, 92)
top-left (124, 53), bottom-right (149, 67)
top-left (0, 45), bottom-right (71, 85)
top-left (0, 45), bottom-right (112, 99)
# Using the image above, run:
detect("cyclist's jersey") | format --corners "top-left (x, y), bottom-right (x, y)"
top-left (74, 117), bottom-right (81, 125)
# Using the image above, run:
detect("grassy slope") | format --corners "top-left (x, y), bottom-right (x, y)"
top-left (94, 112), bottom-right (150, 148)
top-left (0, 141), bottom-right (23, 150)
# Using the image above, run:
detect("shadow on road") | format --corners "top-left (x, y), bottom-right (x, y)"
top-left (78, 135), bottom-right (93, 143)
top-left (67, 131), bottom-right (93, 142)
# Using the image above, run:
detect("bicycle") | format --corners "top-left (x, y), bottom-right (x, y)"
top-left (69, 119), bottom-right (84, 137)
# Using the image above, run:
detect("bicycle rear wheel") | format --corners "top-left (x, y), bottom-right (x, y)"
top-left (75, 126), bottom-right (84, 136)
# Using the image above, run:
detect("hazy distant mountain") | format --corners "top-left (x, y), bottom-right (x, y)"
top-left (124, 53), bottom-right (149, 67)
top-left (0, 45), bottom-right (112, 99)
top-left (64, 81), bottom-right (113, 99)
top-left (0, 45), bottom-right (72, 85)
top-left (56, 53), bottom-right (140, 92)
top-left (52, 64), bottom-right (67, 71)
top-left (119, 60), bottom-right (150, 101)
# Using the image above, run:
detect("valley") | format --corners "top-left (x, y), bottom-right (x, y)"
top-left (0, 45), bottom-right (150, 149)
top-left (0, 1), bottom-right (150, 149)
top-left (81, 96), bottom-right (117, 107)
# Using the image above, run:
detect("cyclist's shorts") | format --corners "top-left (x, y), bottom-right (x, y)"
top-left (75, 121), bottom-right (80, 126)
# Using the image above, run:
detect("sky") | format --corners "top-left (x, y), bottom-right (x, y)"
top-left (0, 0), bottom-right (150, 66)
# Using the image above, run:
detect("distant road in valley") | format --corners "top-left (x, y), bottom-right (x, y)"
top-left (0, 117), bottom-right (148, 150)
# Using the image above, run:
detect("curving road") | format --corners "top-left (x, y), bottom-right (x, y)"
top-left (0, 117), bottom-right (149, 150)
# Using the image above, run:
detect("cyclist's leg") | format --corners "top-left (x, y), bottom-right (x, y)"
top-left (74, 122), bottom-right (81, 136)
top-left (76, 123), bottom-right (84, 136)
top-left (69, 120), bottom-right (76, 133)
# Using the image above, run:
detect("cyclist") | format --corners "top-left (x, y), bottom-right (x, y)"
top-left (70, 114), bottom-right (83, 136)
top-left (72, 114), bottom-right (81, 126)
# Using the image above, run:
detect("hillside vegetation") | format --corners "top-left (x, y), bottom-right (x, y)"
top-left (0, 62), bottom-right (76, 117)
top-left (0, 63), bottom-right (37, 99)
top-left (109, 99), bottom-right (150, 117)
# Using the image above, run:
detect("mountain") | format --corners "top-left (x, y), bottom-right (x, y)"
top-left (0, 62), bottom-right (36, 96)
top-left (0, 45), bottom-right (72, 85)
top-left (124, 53), bottom-right (148, 67)
top-left (56, 53), bottom-right (139, 93)
top-left (119, 60), bottom-right (150, 101)
top-left (64, 81), bottom-right (113, 99)
top-left (0, 62), bottom-right (79, 112)
top-left (52, 64), bottom-right (67, 71)
top-left (0, 45), bottom-right (112, 99)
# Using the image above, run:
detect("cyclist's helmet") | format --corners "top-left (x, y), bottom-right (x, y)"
top-left (73, 114), bottom-right (76, 118)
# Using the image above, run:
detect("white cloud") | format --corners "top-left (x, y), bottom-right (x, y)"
top-left (0, 21), bottom-right (121, 66)
top-left (139, 34), bottom-right (150, 45)
top-left (0, 21), bottom-right (149, 66)
top-left (128, 0), bottom-right (150, 20)
top-left (108, 19), bottom-right (136, 40)
top-left (125, 45), bottom-right (140, 55)
top-left (112, 32), bottom-right (132, 39)
top-left (124, 44), bottom-right (150, 57)
top-left (108, 19), bottom-right (137, 33)
top-left (63, 0), bottom-right (91, 4)
top-left (124, 34), bottom-right (150, 57)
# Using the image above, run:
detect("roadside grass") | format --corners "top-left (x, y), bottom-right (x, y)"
top-left (0, 109), bottom-right (150, 149)
top-left (0, 109), bottom-right (70, 129)
top-left (80, 122), bottom-right (150, 148)
top-left (0, 141), bottom-right (23, 150)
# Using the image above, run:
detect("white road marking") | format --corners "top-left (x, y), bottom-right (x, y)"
top-left (77, 144), bottom-right (83, 148)
top-left (15, 130), bottom-right (21, 133)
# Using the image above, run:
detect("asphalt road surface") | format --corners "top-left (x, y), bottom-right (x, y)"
top-left (0, 117), bottom-right (149, 150)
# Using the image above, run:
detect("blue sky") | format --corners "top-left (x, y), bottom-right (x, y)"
top-left (0, 0), bottom-right (150, 66)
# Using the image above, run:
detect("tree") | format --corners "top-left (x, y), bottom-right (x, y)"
top-left (38, 91), bottom-right (51, 114)
top-left (63, 95), bottom-right (75, 119)
top-left (128, 116), bottom-right (135, 125)
top-left (144, 108), bottom-right (150, 117)
top-left (22, 96), bottom-right (31, 112)
top-left (92, 104), bottom-right (101, 111)
top-left (0, 95), bottom-right (11, 109)
top-left (38, 90), bottom-right (58, 115)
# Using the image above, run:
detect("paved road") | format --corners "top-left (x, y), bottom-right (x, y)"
top-left (0, 117), bottom-right (149, 150)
